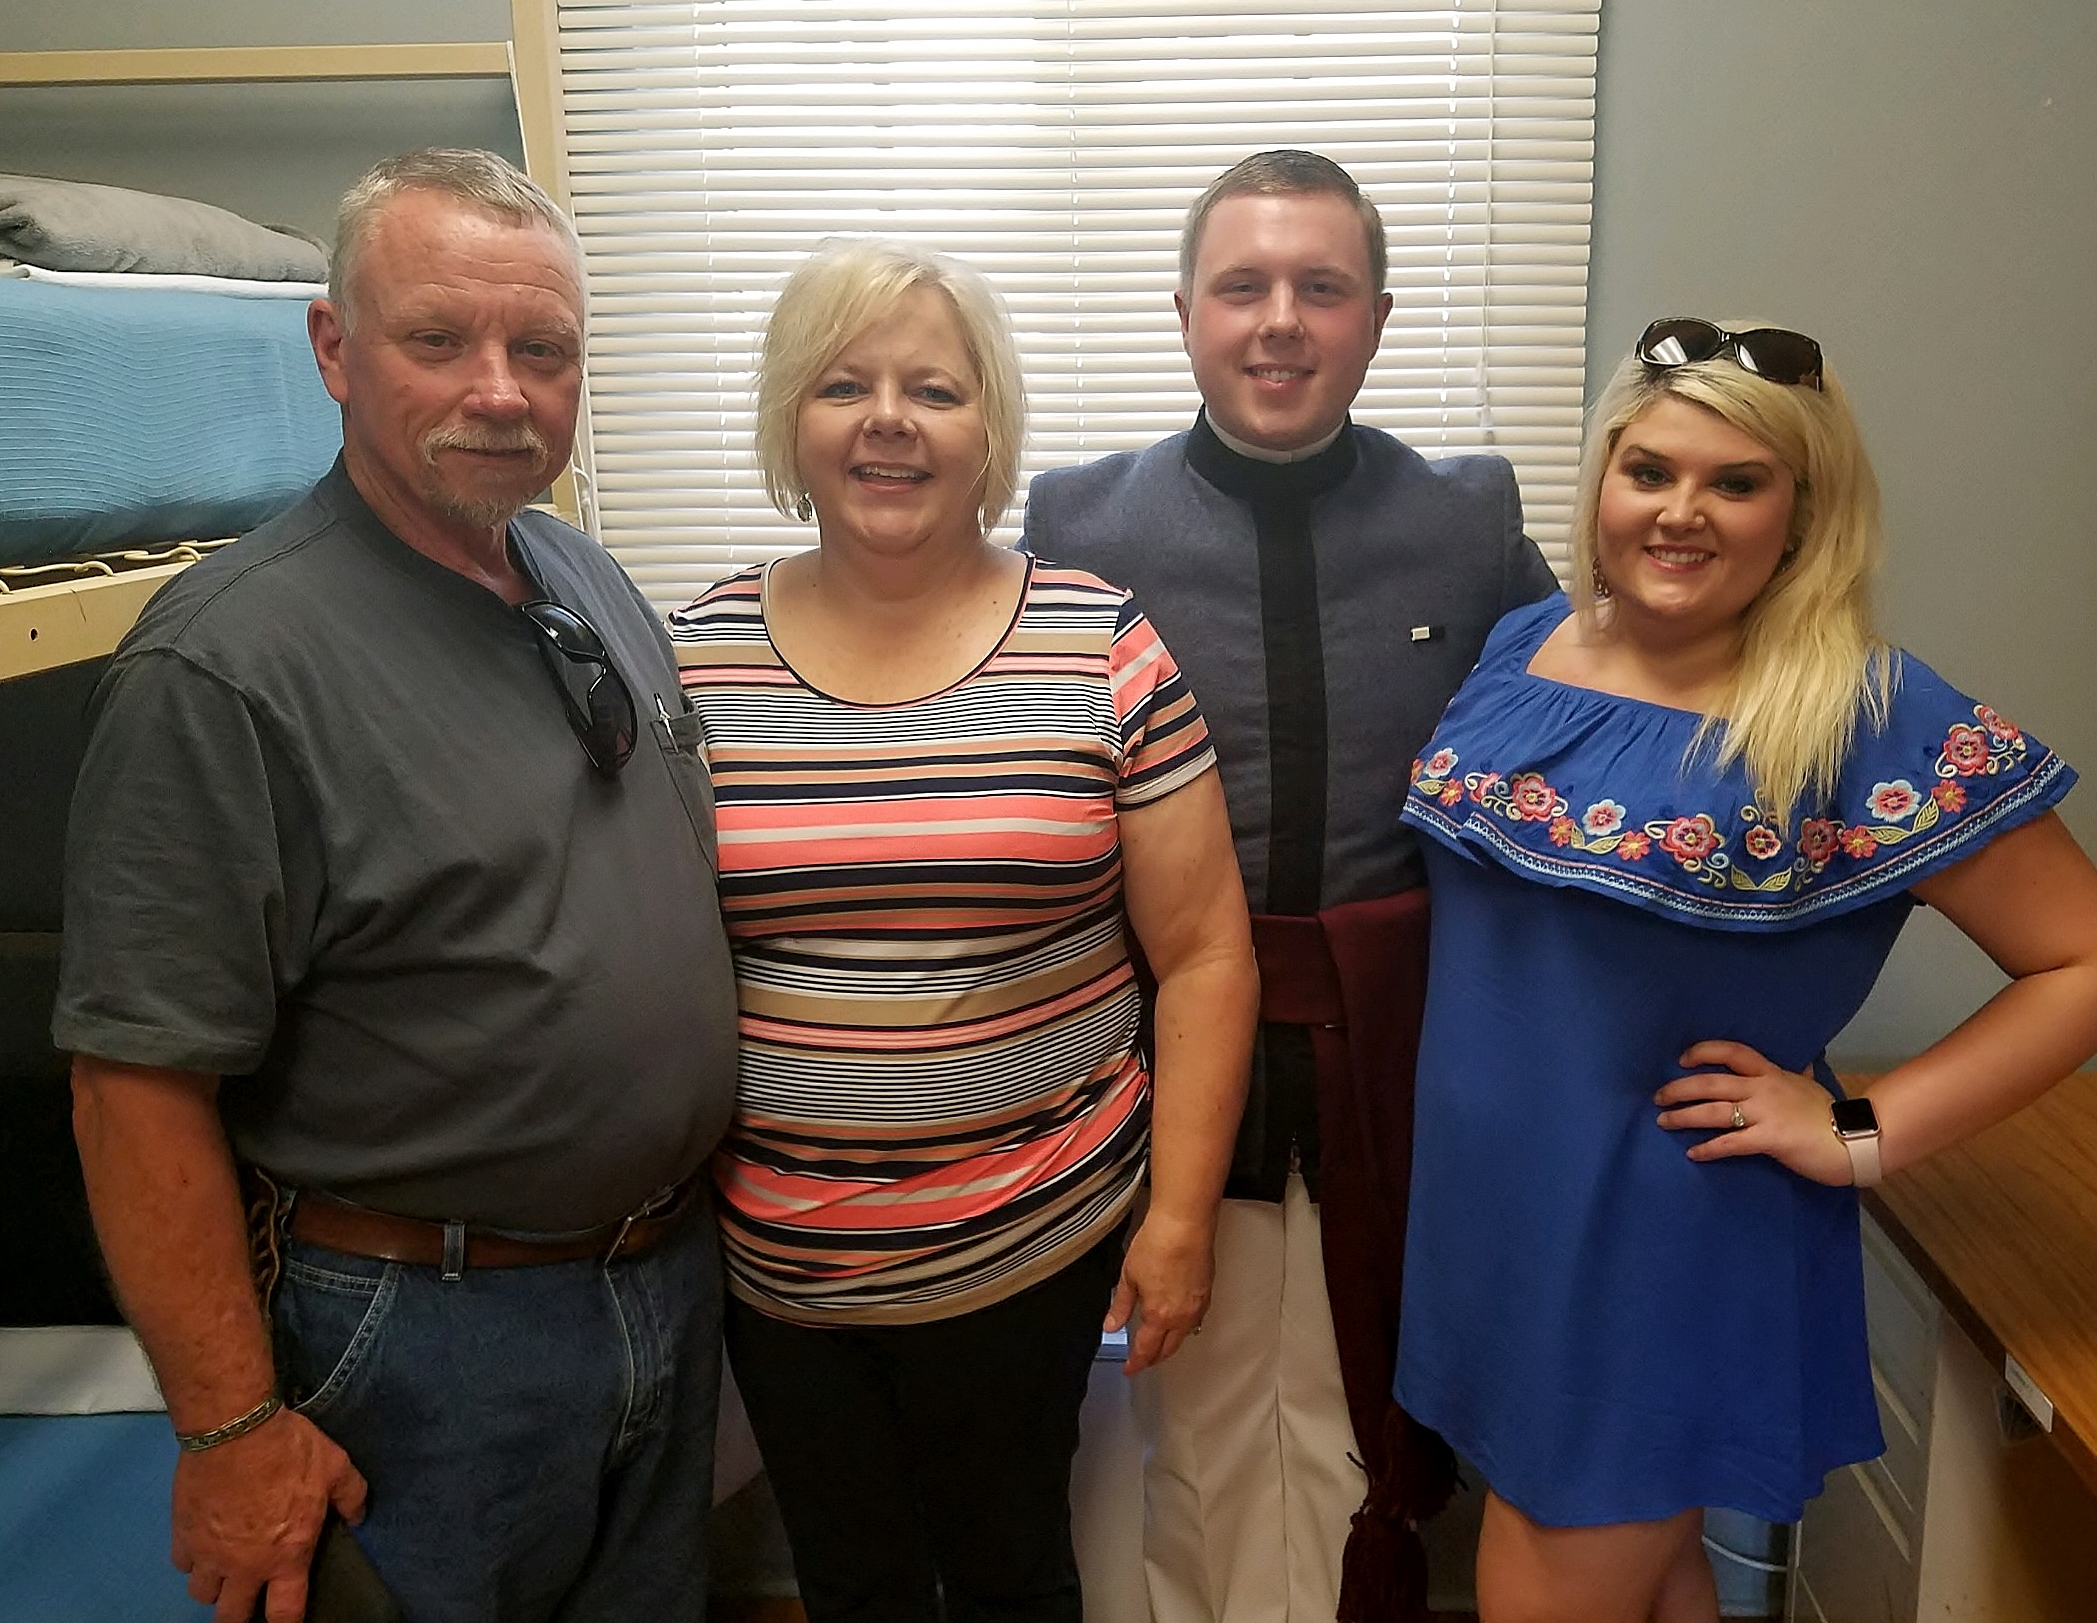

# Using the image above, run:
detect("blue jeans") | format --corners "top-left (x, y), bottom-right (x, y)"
top-left (270, 1197), bottom-right (720, 1623)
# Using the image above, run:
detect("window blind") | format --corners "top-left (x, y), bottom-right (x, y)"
top-left (550, 0), bottom-right (1598, 608)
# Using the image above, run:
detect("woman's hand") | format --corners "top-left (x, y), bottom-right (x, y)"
top-left (1116, 768), bottom-right (1258, 1376)
top-left (1654, 1040), bottom-right (1855, 1186)
top-left (1106, 1207), bottom-right (1215, 1375)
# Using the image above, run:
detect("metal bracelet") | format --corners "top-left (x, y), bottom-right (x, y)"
top-left (174, 1392), bottom-right (284, 1453)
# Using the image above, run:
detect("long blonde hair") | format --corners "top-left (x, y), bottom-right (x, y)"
top-left (1570, 345), bottom-right (1893, 831)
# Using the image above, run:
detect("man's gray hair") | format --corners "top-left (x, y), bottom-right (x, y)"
top-left (330, 149), bottom-right (584, 330)
top-left (1178, 149), bottom-right (1388, 294)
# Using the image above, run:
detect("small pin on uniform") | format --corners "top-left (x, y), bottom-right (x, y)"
top-left (1409, 625), bottom-right (1439, 643)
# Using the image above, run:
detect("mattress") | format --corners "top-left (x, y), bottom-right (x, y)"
top-left (0, 1414), bottom-right (208, 1620)
top-left (0, 1329), bottom-right (196, 1619)
top-left (0, 274), bottom-right (341, 565)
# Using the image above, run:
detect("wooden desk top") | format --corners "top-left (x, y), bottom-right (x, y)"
top-left (1860, 1073), bottom-right (2097, 1496)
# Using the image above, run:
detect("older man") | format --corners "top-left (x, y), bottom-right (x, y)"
top-left (54, 150), bottom-right (737, 1623)
top-left (1024, 151), bottom-right (1559, 1623)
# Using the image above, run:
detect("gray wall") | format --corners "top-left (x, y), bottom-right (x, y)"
top-left (1588, 0), bottom-right (2097, 1069)
top-left (0, 0), bottom-right (521, 240)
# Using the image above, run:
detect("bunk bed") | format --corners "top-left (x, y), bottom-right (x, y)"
top-left (0, 38), bottom-right (546, 1618)
top-left (0, 249), bottom-right (337, 1623)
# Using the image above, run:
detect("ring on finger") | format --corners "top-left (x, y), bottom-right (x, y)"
top-left (1730, 1103), bottom-right (1747, 1131)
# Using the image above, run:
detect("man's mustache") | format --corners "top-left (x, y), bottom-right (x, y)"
top-left (423, 425), bottom-right (550, 460)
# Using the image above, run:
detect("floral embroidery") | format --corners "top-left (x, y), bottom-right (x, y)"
top-left (1526, 792), bottom-right (1635, 859)
top-left (1414, 761), bottom-right (1646, 860)
top-left (1508, 772), bottom-right (1559, 821)
top-left (1657, 814), bottom-right (1722, 861)
top-left (1942, 725), bottom-right (1990, 776)
top-left (1469, 769), bottom-right (1559, 823)
top-left (1800, 819), bottom-right (1842, 865)
top-left (1582, 800), bottom-right (1626, 837)
top-left (1867, 780), bottom-right (1921, 821)
top-left (1721, 806), bottom-right (1805, 893)
top-left (1823, 779), bottom-right (1954, 864)
top-left (1938, 705), bottom-right (2027, 780)
top-left (1412, 750), bottom-right (1475, 810)
top-left (1976, 705), bottom-right (2023, 746)
top-left (1534, 797), bottom-right (1648, 862)
top-left (1409, 687), bottom-right (2035, 905)
top-left (1638, 813), bottom-right (1734, 888)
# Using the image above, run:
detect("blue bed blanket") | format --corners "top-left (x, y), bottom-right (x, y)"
top-left (0, 1415), bottom-right (208, 1620)
top-left (0, 276), bottom-right (341, 565)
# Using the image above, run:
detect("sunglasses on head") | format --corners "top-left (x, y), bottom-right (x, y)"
top-left (518, 599), bottom-right (638, 776)
top-left (1636, 317), bottom-right (1824, 391)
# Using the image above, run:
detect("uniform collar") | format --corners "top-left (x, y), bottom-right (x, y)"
top-left (1185, 410), bottom-right (1359, 502)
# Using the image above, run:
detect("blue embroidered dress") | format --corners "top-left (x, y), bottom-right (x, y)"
top-left (1394, 595), bottom-right (2076, 1526)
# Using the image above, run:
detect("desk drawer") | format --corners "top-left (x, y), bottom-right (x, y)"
top-left (1860, 1212), bottom-right (1939, 1530)
top-left (1791, 1455), bottom-right (1918, 1623)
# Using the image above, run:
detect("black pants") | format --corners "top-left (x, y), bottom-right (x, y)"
top-left (724, 1227), bottom-right (1124, 1623)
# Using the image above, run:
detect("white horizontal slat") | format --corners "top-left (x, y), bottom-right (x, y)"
top-left (550, 0), bottom-right (1596, 604)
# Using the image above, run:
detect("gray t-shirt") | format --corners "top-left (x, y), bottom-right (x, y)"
top-left (54, 463), bottom-right (739, 1232)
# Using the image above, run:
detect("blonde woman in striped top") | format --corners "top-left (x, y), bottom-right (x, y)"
top-left (670, 239), bottom-right (1260, 1623)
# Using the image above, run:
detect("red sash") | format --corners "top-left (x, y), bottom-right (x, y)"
top-left (1251, 891), bottom-right (1457, 1623)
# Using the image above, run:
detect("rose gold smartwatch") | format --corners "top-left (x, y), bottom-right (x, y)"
top-left (1831, 1097), bottom-right (1883, 1188)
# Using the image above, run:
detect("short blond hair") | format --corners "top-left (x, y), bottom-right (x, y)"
top-left (753, 239), bottom-right (1026, 535)
top-left (1573, 340), bottom-right (1893, 831)
top-left (332, 149), bottom-right (582, 332)
top-left (1179, 150), bottom-right (1388, 293)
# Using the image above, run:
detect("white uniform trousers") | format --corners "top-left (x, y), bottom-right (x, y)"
top-left (1133, 1173), bottom-right (1364, 1623)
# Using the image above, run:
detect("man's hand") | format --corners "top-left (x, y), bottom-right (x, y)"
top-left (70, 1057), bottom-right (367, 1620)
top-left (172, 1407), bottom-right (367, 1623)
top-left (1105, 1207), bottom-right (1215, 1376)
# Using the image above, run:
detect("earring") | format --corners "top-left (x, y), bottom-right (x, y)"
top-left (1590, 560), bottom-right (1612, 600)
top-left (794, 493), bottom-right (814, 523)
top-left (1776, 540), bottom-right (1800, 572)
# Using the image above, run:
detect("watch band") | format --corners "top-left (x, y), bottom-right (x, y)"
top-left (1831, 1098), bottom-right (1884, 1188)
top-left (1838, 1127), bottom-right (1883, 1188)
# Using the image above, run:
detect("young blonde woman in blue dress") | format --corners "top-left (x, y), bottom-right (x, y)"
top-left (1393, 319), bottom-right (2097, 1623)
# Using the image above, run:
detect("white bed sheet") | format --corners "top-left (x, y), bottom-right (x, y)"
top-left (1, 260), bottom-right (325, 299)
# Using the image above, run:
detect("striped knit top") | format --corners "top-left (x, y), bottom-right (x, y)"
top-left (670, 559), bottom-right (1216, 1324)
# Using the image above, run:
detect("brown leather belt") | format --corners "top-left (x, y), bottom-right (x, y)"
top-left (287, 1180), bottom-right (698, 1271)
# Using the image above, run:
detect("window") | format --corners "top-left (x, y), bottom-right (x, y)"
top-left (548, 0), bottom-right (1599, 607)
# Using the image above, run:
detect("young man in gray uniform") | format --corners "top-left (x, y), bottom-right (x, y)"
top-left (54, 151), bottom-right (739, 1623)
top-left (1024, 151), bottom-right (1558, 1623)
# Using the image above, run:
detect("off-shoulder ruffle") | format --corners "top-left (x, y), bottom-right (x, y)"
top-left (1401, 595), bottom-right (2076, 932)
